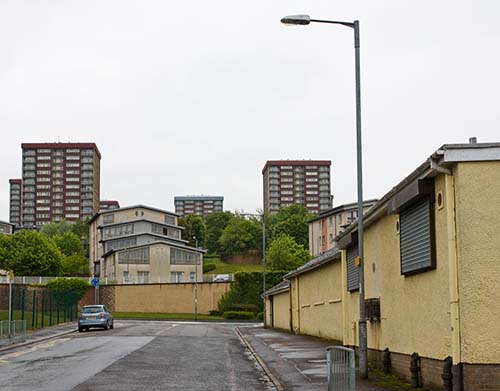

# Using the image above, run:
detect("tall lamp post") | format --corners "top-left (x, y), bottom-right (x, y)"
top-left (281, 14), bottom-right (367, 378)
top-left (193, 236), bottom-right (199, 321)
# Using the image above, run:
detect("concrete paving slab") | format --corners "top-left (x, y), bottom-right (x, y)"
top-left (238, 326), bottom-right (413, 391)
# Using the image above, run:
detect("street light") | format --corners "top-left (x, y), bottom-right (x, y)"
top-left (193, 236), bottom-right (199, 321)
top-left (281, 14), bottom-right (368, 379)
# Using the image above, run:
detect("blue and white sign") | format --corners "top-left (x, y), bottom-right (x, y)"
top-left (91, 278), bottom-right (100, 288)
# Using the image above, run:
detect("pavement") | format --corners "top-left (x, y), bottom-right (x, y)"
top-left (0, 322), bottom-right (77, 351)
top-left (238, 326), bottom-right (404, 391)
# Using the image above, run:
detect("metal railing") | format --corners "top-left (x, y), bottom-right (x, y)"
top-left (326, 346), bottom-right (356, 391)
top-left (0, 320), bottom-right (27, 339)
top-left (0, 276), bottom-right (108, 285)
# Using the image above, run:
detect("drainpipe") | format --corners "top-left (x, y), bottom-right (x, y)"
top-left (444, 173), bottom-right (463, 391)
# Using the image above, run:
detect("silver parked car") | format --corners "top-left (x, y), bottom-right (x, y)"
top-left (78, 305), bottom-right (114, 332)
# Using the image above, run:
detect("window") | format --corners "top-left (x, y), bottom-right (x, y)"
top-left (123, 271), bottom-right (129, 282)
top-left (106, 237), bottom-right (137, 252)
top-left (66, 184), bottom-right (79, 189)
top-left (103, 224), bottom-right (134, 238)
top-left (66, 155), bottom-right (80, 160)
top-left (346, 245), bottom-right (359, 292)
top-left (103, 214), bottom-right (114, 224)
top-left (190, 272), bottom-right (196, 282)
top-left (170, 248), bottom-right (200, 265)
top-left (66, 177), bottom-right (79, 182)
top-left (65, 213), bottom-right (79, 218)
top-left (137, 271), bottom-right (149, 284)
top-left (118, 247), bottom-right (150, 264)
top-left (170, 272), bottom-right (183, 283)
top-left (400, 197), bottom-right (435, 275)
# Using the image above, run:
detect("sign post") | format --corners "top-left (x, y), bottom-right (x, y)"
top-left (8, 270), bottom-right (13, 337)
top-left (91, 278), bottom-right (100, 304)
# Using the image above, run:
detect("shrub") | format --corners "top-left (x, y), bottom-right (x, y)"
top-left (203, 263), bottom-right (216, 273)
top-left (226, 303), bottom-right (259, 313)
top-left (222, 311), bottom-right (255, 320)
top-left (46, 278), bottom-right (90, 300)
top-left (209, 310), bottom-right (222, 316)
top-left (256, 312), bottom-right (264, 320)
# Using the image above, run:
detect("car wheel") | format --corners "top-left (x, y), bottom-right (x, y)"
top-left (104, 321), bottom-right (109, 330)
top-left (110, 322), bottom-right (114, 329)
top-left (78, 327), bottom-right (83, 332)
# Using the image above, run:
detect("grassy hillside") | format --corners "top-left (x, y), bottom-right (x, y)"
top-left (204, 256), bottom-right (263, 274)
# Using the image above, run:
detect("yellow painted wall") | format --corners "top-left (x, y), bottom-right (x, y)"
top-left (344, 174), bottom-right (453, 360)
top-left (297, 261), bottom-right (343, 341)
top-left (112, 282), bottom-right (231, 314)
top-left (454, 161), bottom-right (500, 363)
top-left (272, 291), bottom-right (291, 331)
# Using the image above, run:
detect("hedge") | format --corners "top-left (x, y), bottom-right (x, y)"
top-left (222, 311), bottom-right (255, 320)
top-left (217, 271), bottom-right (286, 313)
top-left (46, 278), bottom-right (90, 300)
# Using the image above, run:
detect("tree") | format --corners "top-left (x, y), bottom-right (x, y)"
top-left (268, 204), bottom-right (314, 248)
top-left (178, 215), bottom-right (207, 247)
top-left (267, 234), bottom-right (311, 271)
top-left (41, 219), bottom-right (90, 257)
top-left (219, 215), bottom-right (262, 258)
top-left (0, 233), bottom-right (12, 270)
top-left (53, 232), bottom-right (84, 257)
top-left (5, 230), bottom-right (63, 276)
top-left (61, 254), bottom-right (88, 276)
top-left (205, 211), bottom-right (234, 254)
top-left (40, 220), bottom-right (73, 238)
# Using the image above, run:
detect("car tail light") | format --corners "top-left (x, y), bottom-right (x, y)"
top-left (98, 313), bottom-right (106, 319)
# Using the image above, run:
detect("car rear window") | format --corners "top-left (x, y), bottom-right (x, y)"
top-left (81, 306), bottom-right (104, 314)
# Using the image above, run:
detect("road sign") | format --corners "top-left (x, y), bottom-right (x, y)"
top-left (91, 278), bottom-right (100, 288)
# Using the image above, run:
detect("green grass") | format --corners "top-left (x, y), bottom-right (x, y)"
top-left (204, 256), bottom-right (263, 274)
top-left (113, 312), bottom-right (224, 321)
top-left (367, 364), bottom-right (416, 390)
top-left (0, 309), bottom-right (77, 330)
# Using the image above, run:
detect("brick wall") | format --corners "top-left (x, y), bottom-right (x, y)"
top-left (463, 364), bottom-right (500, 391)
top-left (368, 349), bottom-right (445, 390)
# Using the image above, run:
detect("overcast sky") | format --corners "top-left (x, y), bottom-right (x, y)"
top-left (2, 1), bottom-right (500, 221)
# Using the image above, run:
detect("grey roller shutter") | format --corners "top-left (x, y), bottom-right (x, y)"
top-left (400, 197), bottom-right (435, 275)
top-left (347, 245), bottom-right (359, 292)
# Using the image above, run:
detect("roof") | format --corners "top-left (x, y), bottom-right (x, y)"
top-left (89, 204), bottom-right (179, 224)
top-left (284, 247), bottom-right (341, 279)
top-left (263, 280), bottom-right (290, 297)
top-left (21, 142), bottom-right (101, 159)
top-left (336, 141), bottom-right (500, 247)
top-left (100, 200), bottom-right (120, 206)
top-left (174, 196), bottom-right (224, 201)
top-left (262, 160), bottom-right (331, 174)
top-left (308, 199), bottom-right (378, 223)
top-left (0, 220), bottom-right (15, 227)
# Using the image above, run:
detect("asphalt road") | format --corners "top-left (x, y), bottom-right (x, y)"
top-left (0, 320), bottom-right (276, 391)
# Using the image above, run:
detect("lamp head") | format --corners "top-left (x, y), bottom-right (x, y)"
top-left (281, 14), bottom-right (311, 25)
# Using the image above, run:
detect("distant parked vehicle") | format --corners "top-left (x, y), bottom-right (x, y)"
top-left (213, 274), bottom-right (231, 282)
top-left (78, 305), bottom-right (114, 332)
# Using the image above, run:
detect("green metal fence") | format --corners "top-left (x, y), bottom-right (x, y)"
top-left (1, 286), bottom-right (79, 331)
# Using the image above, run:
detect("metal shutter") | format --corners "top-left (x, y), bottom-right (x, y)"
top-left (400, 197), bottom-right (435, 274)
top-left (347, 245), bottom-right (359, 292)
